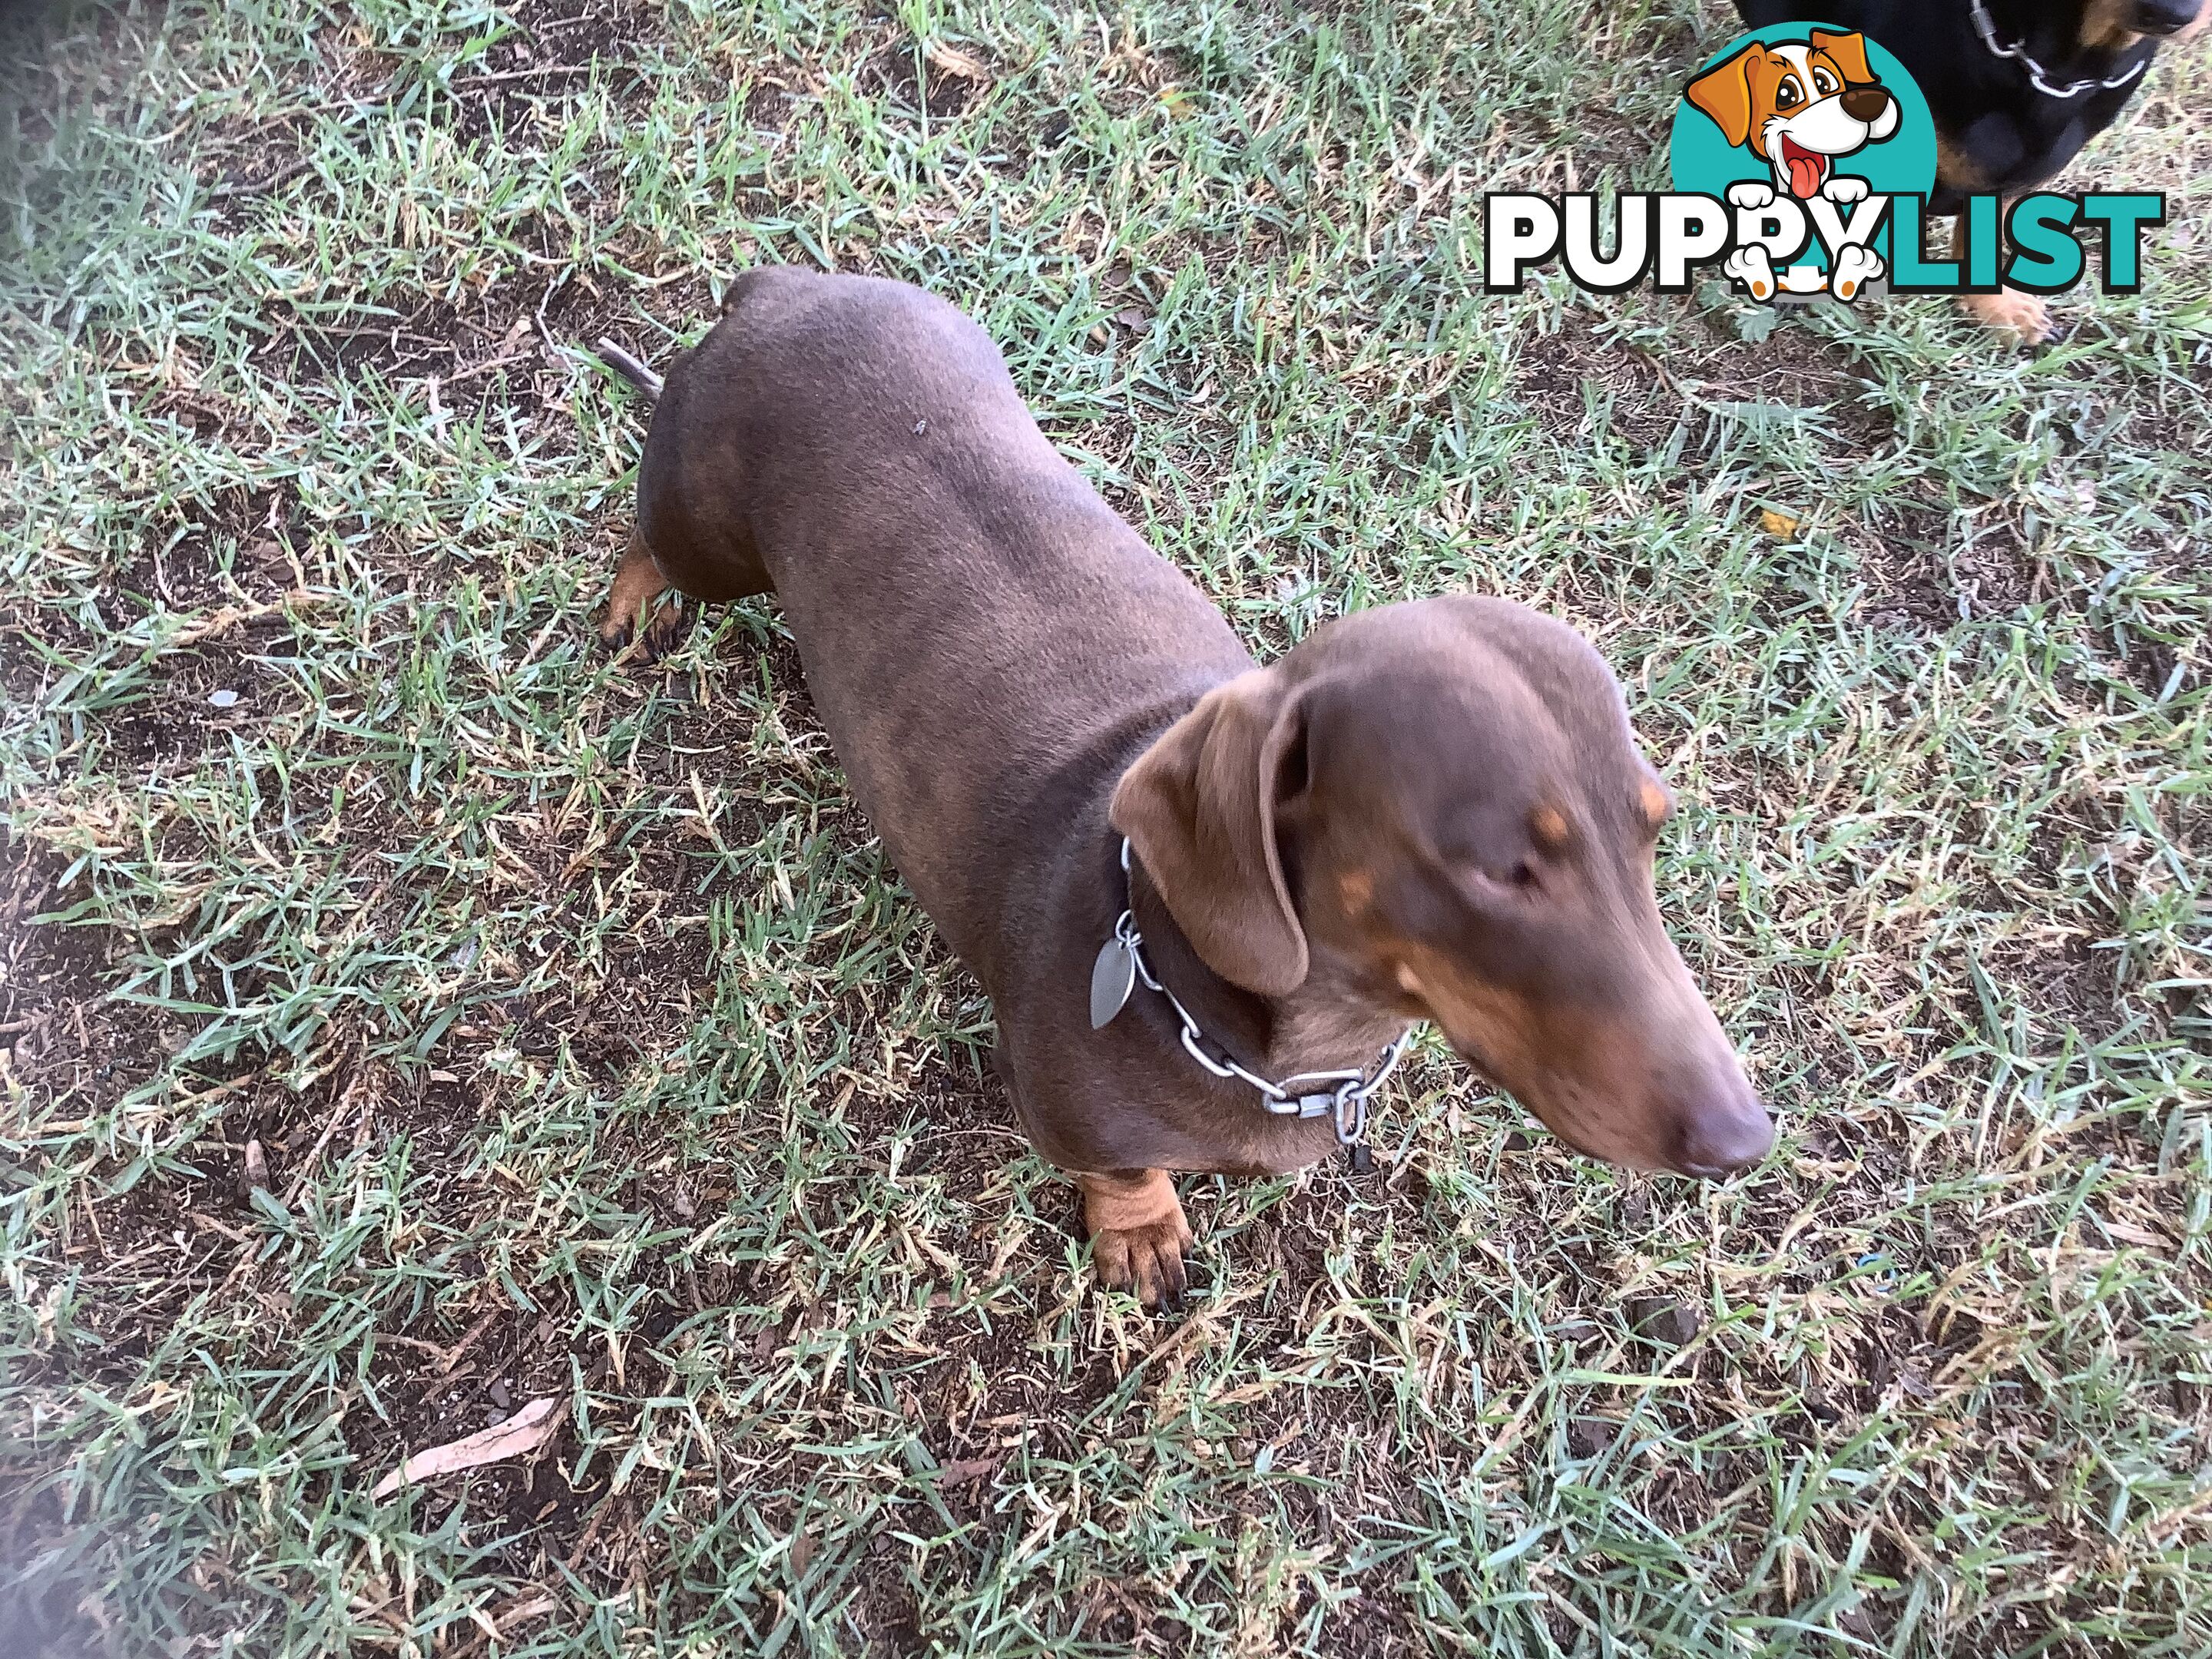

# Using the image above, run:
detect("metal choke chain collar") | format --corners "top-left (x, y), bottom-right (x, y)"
top-left (1090, 837), bottom-right (1413, 1169)
top-left (1969, 0), bottom-right (2151, 99)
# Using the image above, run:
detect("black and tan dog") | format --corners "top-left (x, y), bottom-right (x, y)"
top-left (597, 270), bottom-right (1772, 1304)
top-left (1735, 0), bottom-right (2202, 341)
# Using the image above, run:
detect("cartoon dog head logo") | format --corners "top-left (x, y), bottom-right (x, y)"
top-left (1670, 23), bottom-right (1936, 306)
top-left (1686, 31), bottom-right (1899, 200)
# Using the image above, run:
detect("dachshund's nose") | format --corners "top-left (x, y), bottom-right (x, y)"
top-left (1841, 84), bottom-right (1893, 123)
top-left (1675, 1099), bottom-right (1773, 1178)
top-left (1664, 1048), bottom-right (1774, 1179)
top-left (2132, 0), bottom-right (2199, 35)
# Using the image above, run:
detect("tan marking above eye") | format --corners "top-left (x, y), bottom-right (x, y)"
top-left (1528, 805), bottom-right (1571, 849)
top-left (1337, 870), bottom-right (1375, 911)
top-left (1638, 780), bottom-right (1674, 829)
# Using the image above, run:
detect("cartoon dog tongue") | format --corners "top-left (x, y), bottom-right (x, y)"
top-left (1780, 137), bottom-right (1827, 199)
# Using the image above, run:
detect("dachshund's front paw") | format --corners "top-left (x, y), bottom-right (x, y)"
top-left (1081, 1171), bottom-right (1195, 1309)
top-left (601, 537), bottom-right (690, 663)
top-left (1091, 1214), bottom-right (1194, 1306)
top-left (1961, 288), bottom-right (2055, 345)
top-left (598, 592), bottom-right (688, 661)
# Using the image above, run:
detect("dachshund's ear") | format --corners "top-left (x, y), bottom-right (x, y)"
top-left (1109, 670), bottom-right (1310, 998)
top-left (1810, 29), bottom-right (1876, 84)
top-left (1686, 44), bottom-right (1760, 151)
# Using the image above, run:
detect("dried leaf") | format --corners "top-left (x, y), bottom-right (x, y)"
top-left (1628, 1295), bottom-right (1701, 1348)
top-left (2102, 1218), bottom-right (2169, 1247)
top-left (492, 1592), bottom-right (559, 1631)
top-left (372, 1396), bottom-right (561, 1499)
top-left (938, 1455), bottom-right (1001, 1486)
top-left (1760, 508), bottom-right (1802, 538)
top-left (923, 41), bottom-right (988, 80)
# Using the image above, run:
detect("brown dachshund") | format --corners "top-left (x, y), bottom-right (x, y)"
top-left (598, 268), bottom-right (1773, 1305)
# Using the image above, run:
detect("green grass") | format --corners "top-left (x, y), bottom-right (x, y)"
top-left (4, 0), bottom-right (2210, 1652)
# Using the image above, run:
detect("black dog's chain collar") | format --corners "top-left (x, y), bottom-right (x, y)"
top-left (1090, 837), bottom-right (1414, 1171)
top-left (1969, 0), bottom-right (2151, 98)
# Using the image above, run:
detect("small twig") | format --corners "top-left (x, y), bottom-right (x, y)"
top-left (418, 347), bottom-right (538, 390)
top-left (281, 1053), bottom-right (373, 1207)
top-left (447, 65), bottom-right (598, 89)
top-left (439, 1308), bottom-right (505, 1376)
top-left (591, 336), bottom-right (663, 401)
top-left (161, 591), bottom-right (322, 652)
top-left (211, 155), bottom-right (316, 199)
top-left (190, 1211), bottom-right (250, 1246)
top-left (562, 1495), bottom-right (619, 1571)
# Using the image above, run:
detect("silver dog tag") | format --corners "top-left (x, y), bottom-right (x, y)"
top-left (1090, 937), bottom-right (1136, 1028)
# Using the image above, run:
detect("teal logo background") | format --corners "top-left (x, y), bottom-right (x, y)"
top-left (1668, 22), bottom-right (1938, 269)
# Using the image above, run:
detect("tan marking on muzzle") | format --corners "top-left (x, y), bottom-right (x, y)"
top-left (2081, 0), bottom-right (2146, 48)
top-left (1396, 944), bottom-right (1683, 1171)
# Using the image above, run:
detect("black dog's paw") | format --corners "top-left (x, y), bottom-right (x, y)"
top-left (1960, 289), bottom-right (2057, 346)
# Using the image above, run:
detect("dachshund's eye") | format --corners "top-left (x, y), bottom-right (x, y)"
top-left (1467, 859), bottom-right (1541, 897)
top-left (1776, 78), bottom-right (1802, 109)
top-left (1813, 68), bottom-right (1838, 95)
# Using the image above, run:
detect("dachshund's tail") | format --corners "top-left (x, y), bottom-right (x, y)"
top-left (594, 337), bottom-right (663, 403)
